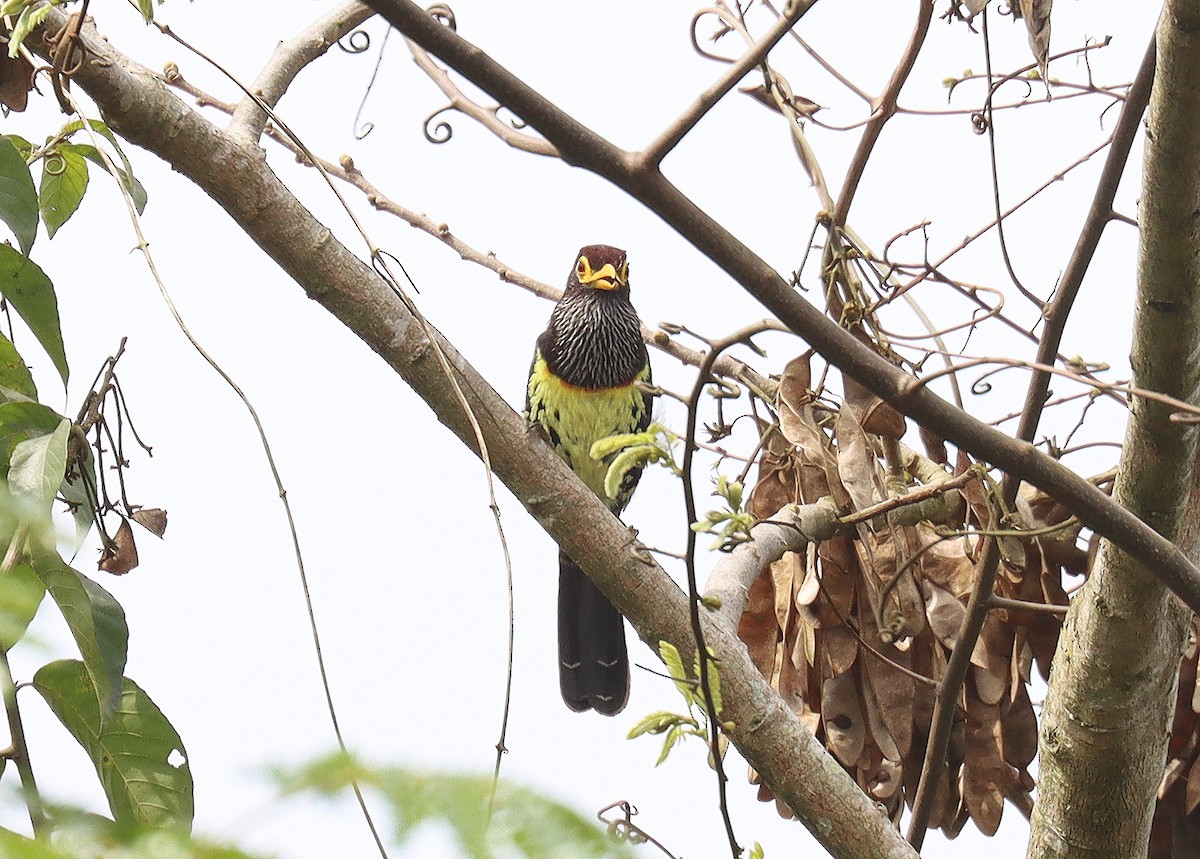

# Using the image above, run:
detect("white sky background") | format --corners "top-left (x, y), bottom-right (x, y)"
top-left (0, 1), bottom-right (1158, 857)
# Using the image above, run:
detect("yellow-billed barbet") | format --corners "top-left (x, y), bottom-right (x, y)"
top-left (526, 245), bottom-right (652, 715)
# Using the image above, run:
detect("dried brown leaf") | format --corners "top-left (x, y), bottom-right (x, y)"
top-left (834, 406), bottom-right (879, 514)
top-left (859, 637), bottom-right (915, 759)
top-left (821, 624), bottom-right (859, 677)
top-left (1017, 0), bottom-right (1052, 79)
top-left (98, 518), bottom-right (139, 575)
top-left (915, 524), bottom-right (977, 599)
top-left (969, 614), bottom-right (1011, 706)
top-left (1186, 757), bottom-right (1200, 815)
top-left (738, 84), bottom-right (822, 117)
top-left (0, 52), bottom-right (33, 113)
top-left (921, 578), bottom-right (966, 648)
top-left (737, 563), bottom-right (779, 677)
top-left (1001, 683), bottom-right (1038, 771)
top-left (747, 430), bottom-right (798, 519)
top-left (771, 551), bottom-right (804, 630)
top-left (822, 671), bottom-right (866, 766)
top-left (962, 688), bottom-right (1015, 836)
top-left (131, 507), bottom-right (168, 537)
top-left (854, 530), bottom-right (927, 643)
top-left (816, 536), bottom-right (857, 624)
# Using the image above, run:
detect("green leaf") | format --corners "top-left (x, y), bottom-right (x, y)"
top-left (278, 753), bottom-right (634, 859)
top-left (0, 136), bottom-right (37, 256)
top-left (747, 842), bottom-right (765, 859)
top-left (34, 556), bottom-right (127, 722)
top-left (33, 659), bottom-right (193, 831)
top-left (626, 710), bottom-right (692, 739)
top-left (0, 244), bottom-right (69, 384)
top-left (60, 121), bottom-right (147, 215)
top-left (0, 561), bottom-right (44, 650)
top-left (137, 0), bottom-right (154, 22)
top-left (0, 826), bottom-right (74, 858)
top-left (658, 640), bottom-right (695, 706)
top-left (64, 143), bottom-right (147, 216)
top-left (0, 331), bottom-right (37, 399)
top-left (0, 1), bottom-right (34, 19)
top-left (32, 815), bottom-right (266, 859)
top-left (7, 3), bottom-right (53, 59)
top-left (8, 418), bottom-right (70, 511)
top-left (656, 724), bottom-right (685, 766)
top-left (39, 148), bottom-right (89, 239)
top-left (0, 401), bottom-right (66, 479)
top-left (60, 430), bottom-right (97, 552)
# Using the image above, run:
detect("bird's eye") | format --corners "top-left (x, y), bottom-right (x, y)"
top-left (576, 257), bottom-right (588, 277)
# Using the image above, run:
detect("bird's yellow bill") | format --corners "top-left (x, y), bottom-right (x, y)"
top-left (579, 262), bottom-right (622, 291)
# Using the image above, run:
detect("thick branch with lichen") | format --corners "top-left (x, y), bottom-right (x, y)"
top-left (362, 0), bottom-right (1200, 616)
top-left (26, 10), bottom-right (917, 859)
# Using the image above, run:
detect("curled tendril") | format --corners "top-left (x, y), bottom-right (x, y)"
top-left (971, 366), bottom-right (1010, 396)
top-left (596, 802), bottom-right (675, 858)
top-left (689, 7), bottom-right (741, 64)
top-left (42, 152), bottom-right (67, 176)
top-left (338, 29), bottom-right (371, 54)
top-left (351, 26), bottom-right (392, 140)
top-left (427, 3), bottom-right (457, 30)
top-left (970, 111), bottom-right (989, 134)
top-left (493, 106), bottom-right (526, 130)
top-left (423, 105), bottom-right (457, 143)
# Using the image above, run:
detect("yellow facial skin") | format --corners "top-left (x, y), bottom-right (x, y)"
top-left (575, 254), bottom-right (630, 292)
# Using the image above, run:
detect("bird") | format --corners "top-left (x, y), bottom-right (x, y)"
top-left (526, 244), bottom-right (652, 715)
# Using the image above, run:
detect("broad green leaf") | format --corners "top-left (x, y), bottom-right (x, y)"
top-left (33, 659), bottom-right (193, 831)
top-left (0, 826), bottom-right (74, 858)
top-left (0, 2), bottom-right (35, 19)
top-left (8, 418), bottom-right (69, 511)
top-left (0, 401), bottom-right (65, 478)
top-left (0, 244), bottom-right (69, 384)
top-left (60, 433), bottom-right (97, 553)
top-left (0, 561), bottom-right (44, 650)
top-left (64, 143), bottom-right (147, 216)
top-left (0, 136), bottom-right (37, 256)
top-left (39, 148), bottom-right (89, 239)
top-left (278, 753), bottom-right (633, 859)
top-left (34, 556), bottom-right (127, 722)
top-left (7, 3), bottom-right (53, 59)
top-left (3, 134), bottom-right (32, 159)
top-left (60, 121), bottom-right (147, 215)
top-left (46, 815), bottom-right (267, 859)
top-left (0, 331), bottom-right (36, 399)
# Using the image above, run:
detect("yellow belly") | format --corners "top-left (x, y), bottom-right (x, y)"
top-left (527, 353), bottom-right (649, 506)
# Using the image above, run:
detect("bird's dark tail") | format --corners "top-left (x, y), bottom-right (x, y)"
top-left (558, 551), bottom-right (629, 715)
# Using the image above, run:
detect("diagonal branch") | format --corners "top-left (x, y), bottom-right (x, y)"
top-left (365, 0), bottom-right (1200, 612)
top-left (229, 0), bottom-right (375, 141)
top-left (27, 10), bottom-right (917, 859)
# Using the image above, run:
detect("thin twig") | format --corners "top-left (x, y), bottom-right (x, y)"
top-left (0, 527), bottom-right (47, 839)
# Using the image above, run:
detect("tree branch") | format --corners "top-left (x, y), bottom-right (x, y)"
top-left (229, 0), bottom-right (375, 142)
top-left (29, 11), bottom-right (917, 858)
top-left (366, 0), bottom-right (1200, 615)
top-left (1028, 6), bottom-right (1200, 855)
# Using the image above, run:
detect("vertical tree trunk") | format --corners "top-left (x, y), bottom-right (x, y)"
top-left (1028, 3), bottom-right (1200, 856)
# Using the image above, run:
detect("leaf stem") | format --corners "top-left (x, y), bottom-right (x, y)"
top-left (0, 525), bottom-right (48, 838)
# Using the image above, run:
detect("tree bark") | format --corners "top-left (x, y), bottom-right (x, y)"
top-left (1027, 4), bottom-right (1200, 856)
top-left (27, 9), bottom-right (919, 858)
